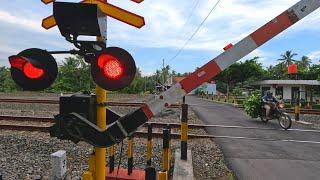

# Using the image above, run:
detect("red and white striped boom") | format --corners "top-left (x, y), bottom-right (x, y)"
top-left (103, 0), bottom-right (320, 146)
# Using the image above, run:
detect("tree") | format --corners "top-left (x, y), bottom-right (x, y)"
top-left (277, 50), bottom-right (297, 67)
top-left (266, 64), bottom-right (287, 80)
top-left (298, 56), bottom-right (311, 71)
top-left (0, 66), bottom-right (20, 92)
top-left (50, 56), bottom-right (95, 92)
top-left (214, 57), bottom-right (267, 97)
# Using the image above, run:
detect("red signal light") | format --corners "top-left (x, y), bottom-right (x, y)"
top-left (23, 62), bottom-right (45, 79)
top-left (91, 47), bottom-right (136, 91)
top-left (98, 54), bottom-right (124, 79)
top-left (9, 56), bottom-right (45, 79)
top-left (8, 48), bottom-right (58, 91)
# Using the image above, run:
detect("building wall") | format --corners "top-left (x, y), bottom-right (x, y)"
top-left (260, 84), bottom-right (306, 100)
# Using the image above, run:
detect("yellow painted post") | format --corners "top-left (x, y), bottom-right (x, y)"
top-left (95, 85), bottom-right (107, 180)
top-left (95, 34), bottom-right (107, 180)
top-left (82, 22), bottom-right (107, 180)
top-left (157, 171), bottom-right (168, 180)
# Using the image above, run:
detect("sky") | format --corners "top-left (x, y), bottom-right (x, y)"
top-left (0, 0), bottom-right (320, 76)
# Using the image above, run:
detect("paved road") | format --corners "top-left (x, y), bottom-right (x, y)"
top-left (187, 96), bottom-right (320, 180)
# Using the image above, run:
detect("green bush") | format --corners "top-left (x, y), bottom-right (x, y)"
top-left (237, 99), bottom-right (245, 105)
top-left (244, 91), bottom-right (261, 118)
top-left (284, 103), bottom-right (292, 108)
top-left (313, 104), bottom-right (320, 109)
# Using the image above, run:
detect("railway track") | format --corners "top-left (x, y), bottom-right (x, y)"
top-left (0, 123), bottom-right (210, 139)
top-left (1, 115), bottom-right (320, 134)
top-left (0, 98), bottom-right (180, 108)
top-left (1, 98), bottom-right (319, 113)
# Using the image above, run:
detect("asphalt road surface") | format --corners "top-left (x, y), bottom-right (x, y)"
top-left (187, 96), bottom-right (320, 180)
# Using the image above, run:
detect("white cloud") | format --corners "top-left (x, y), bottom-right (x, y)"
top-left (1, 0), bottom-right (318, 52)
top-left (0, 10), bottom-right (51, 34)
top-left (308, 50), bottom-right (320, 63)
top-left (0, 0), bottom-right (319, 73)
top-left (106, 0), bottom-right (320, 52)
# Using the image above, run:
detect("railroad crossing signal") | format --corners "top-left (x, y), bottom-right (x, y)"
top-left (8, 48), bottom-right (58, 91)
top-left (42, 0), bottom-right (145, 29)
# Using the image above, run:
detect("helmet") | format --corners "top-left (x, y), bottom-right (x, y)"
top-left (266, 90), bottom-right (272, 96)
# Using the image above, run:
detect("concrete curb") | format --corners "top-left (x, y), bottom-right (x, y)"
top-left (173, 149), bottom-right (194, 180)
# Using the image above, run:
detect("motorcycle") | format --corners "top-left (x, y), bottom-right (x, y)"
top-left (260, 101), bottom-right (292, 130)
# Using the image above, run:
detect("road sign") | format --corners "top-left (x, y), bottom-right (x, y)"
top-left (42, 15), bottom-right (56, 30)
top-left (41, 0), bottom-right (55, 4)
top-left (130, 0), bottom-right (144, 3)
top-left (42, 0), bottom-right (145, 29)
top-left (84, 0), bottom-right (145, 28)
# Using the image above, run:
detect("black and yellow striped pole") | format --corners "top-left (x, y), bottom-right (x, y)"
top-left (127, 135), bottom-right (134, 175)
top-left (109, 145), bottom-right (115, 173)
top-left (181, 97), bottom-right (188, 160)
top-left (166, 124), bottom-right (172, 172)
top-left (160, 128), bottom-right (170, 179)
top-left (146, 123), bottom-right (152, 166)
top-left (145, 123), bottom-right (156, 180)
top-left (295, 92), bottom-right (300, 121)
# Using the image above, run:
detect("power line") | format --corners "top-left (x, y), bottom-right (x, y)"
top-left (167, 0), bottom-right (222, 64)
top-left (177, 0), bottom-right (200, 37)
top-left (160, 0), bottom-right (200, 71)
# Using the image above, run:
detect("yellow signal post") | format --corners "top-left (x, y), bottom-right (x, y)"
top-left (95, 84), bottom-right (107, 180)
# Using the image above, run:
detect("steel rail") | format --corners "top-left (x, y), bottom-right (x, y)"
top-left (0, 98), bottom-right (180, 108)
top-left (1, 115), bottom-right (320, 133)
top-left (2, 124), bottom-right (320, 144)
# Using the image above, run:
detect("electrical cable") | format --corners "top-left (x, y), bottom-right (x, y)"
top-left (167, 0), bottom-right (222, 64)
top-left (177, 0), bottom-right (200, 37)
top-left (115, 141), bottom-right (124, 180)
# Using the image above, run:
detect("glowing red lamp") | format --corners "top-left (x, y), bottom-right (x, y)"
top-left (8, 48), bottom-right (58, 91)
top-left (9, 56), bottom-right (45, 79)
top-left (91, 47), bottom-right (136, 91)
top-left (98, 54), bottom-right (124, 79)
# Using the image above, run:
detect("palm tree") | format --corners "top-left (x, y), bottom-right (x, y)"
top-left (277, 50), bottom-right (297, 67)
top-left (299, 56), bottom-right (311, 70)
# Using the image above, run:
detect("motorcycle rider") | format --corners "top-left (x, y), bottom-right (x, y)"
top-left (262, 90), bottom-right (279, 118)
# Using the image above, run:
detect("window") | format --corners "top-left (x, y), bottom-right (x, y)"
top-left (276, 86), bottom-right (283, 99)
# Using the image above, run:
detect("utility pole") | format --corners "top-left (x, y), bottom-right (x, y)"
top-left (162, 59), bottom-right (165, 91)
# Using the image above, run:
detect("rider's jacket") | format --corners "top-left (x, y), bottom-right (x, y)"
top-left (262, 95), bottom-right (278, 103)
